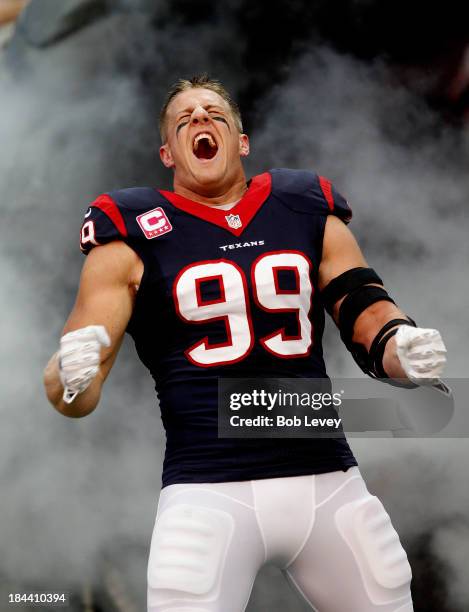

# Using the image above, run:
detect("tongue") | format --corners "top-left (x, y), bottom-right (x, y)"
top-left (195, 139), bottom-right (217, 160)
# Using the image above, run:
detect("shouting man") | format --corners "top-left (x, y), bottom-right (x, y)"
top-left (44, 74), bottom-right (447, 611)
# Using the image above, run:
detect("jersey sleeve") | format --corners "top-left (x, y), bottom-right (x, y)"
top-left (79, 194), bottom-right (128, 254)
top-left (317, 175), bottom-right (352, 223)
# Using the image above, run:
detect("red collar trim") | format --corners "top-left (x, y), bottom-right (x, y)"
top-left (159, 172), bottom-right (272, 236)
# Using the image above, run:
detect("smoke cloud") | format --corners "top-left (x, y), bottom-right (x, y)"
top-left (0, 3), bottom-right (468, 611)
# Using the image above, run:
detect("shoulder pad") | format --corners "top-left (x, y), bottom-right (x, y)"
top-left (106, 187), bottom-right (161, 211)
top-left (269, 168), bottom-right (352, 223)
top-left (79, 188), bottom-right (165, 254)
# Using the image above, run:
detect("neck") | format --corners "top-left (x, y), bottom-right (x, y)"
top-left (173, 175), bottom-right (248, 206)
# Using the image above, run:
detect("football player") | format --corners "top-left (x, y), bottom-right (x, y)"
top-left (44, 75), bottom-right (447, 611)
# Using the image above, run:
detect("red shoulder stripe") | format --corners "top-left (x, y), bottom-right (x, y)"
top-left (318, 176), bottom-right (334, 212)
top-left (91, 194), bottom-right (128, 237)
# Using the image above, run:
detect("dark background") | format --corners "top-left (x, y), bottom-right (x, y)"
top-left (0, 0), bottom-right (468, 610)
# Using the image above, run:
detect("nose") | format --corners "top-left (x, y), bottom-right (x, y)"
top-left (190, 105), bottom-right (210, 126)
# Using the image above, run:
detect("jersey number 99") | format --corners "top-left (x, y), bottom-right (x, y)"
top-left (173, 251), bottom-right (313, 367)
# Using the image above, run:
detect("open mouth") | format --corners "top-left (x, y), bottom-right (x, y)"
top-left (192, 132), bottom-right (218, 160)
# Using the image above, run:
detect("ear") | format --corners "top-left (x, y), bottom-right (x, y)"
top-left (159, 143), bottom-right (175, 168)
top-left (239, 133), bottom-right (250, 158)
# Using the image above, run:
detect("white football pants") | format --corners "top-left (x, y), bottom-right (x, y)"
top-left (147, 468), bottom-right (413, 612)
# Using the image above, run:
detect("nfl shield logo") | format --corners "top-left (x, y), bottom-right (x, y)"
top-left (225, 213), bottom-right (242, 229)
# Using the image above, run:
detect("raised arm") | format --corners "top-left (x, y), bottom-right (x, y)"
top-left (44, 241), bottom-right (143, 417)
top-left (318, 215), bottom-right (446, 384)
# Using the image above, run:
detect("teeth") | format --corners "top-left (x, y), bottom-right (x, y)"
top-left (193, 133), bottom-right (216, 151)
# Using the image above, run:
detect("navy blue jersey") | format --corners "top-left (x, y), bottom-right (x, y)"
top-left (80, 169), bottom-right (357, 486)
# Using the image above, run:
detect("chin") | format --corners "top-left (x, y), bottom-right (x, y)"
top-left (192, 162), bottom-right (225, 186)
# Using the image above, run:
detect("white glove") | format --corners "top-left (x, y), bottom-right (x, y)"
top-left (58, 325), bottom-right (111, 404)
top-left (395, 326), bottom-right (447, 387)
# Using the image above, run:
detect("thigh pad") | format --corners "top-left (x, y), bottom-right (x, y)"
top-left (335, 495), bottom-right (412, 605)
top-left (148, 503), bottom-right (234, 597)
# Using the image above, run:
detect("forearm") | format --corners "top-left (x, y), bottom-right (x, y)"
top-left (382, 336), bottom-right (408, 380)
top-left (43, 352), bottom-right (102, 418)
top-left (351, 301), bottom-right (412, 382)
top-left (353, 303), bottom-right (446, 385)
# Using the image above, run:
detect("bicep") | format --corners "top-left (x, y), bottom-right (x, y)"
top-left (63, 241), bottom-right (139, 378)
top-left (318, 215), bottom-right (368, 291)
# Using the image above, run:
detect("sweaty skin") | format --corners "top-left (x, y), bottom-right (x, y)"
top-left (44, 87), bottom-right (408, 417)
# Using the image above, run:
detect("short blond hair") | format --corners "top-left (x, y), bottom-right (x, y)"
top-left (159, 74), bottom-right (243, 142)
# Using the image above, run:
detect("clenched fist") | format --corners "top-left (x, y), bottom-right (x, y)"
top-left (59, 325), bottom-right (111, 404)
top-left (395, 326), bottom-right (447, 386)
